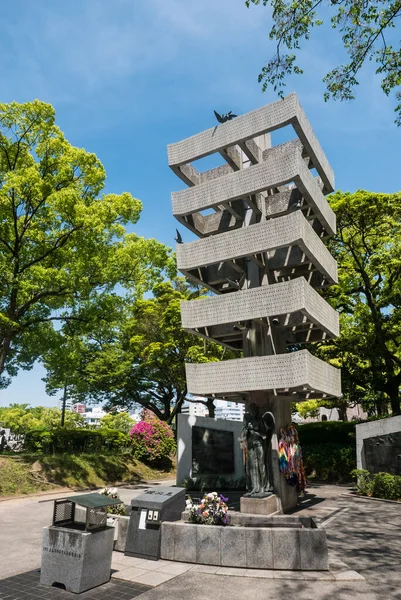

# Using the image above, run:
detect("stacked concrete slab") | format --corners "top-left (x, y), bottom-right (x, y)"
top-left (168, 93), bottom-right (341, 512)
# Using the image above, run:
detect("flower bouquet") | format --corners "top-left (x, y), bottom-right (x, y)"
top-left (187, 492), bottom-right (230, 526)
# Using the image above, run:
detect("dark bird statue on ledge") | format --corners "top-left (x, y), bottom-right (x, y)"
top-left (214, 110), bottom-right (238, 124)
top-left (174, 228), bottom-right (183, 244)
top-left (225, 273), bottom-right (245, 290)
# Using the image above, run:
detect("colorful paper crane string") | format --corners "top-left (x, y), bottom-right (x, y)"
top-left (278, 425), bottom-right (306, 495)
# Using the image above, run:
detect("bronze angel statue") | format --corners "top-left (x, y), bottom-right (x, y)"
top-left (242, 404), bottom-right (275, 498)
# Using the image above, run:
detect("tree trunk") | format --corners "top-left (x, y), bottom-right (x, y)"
top-left (0, 336), bottom-right (11, 375)
top-left (61, 385), bottom-right (67, 426)
top-left (375, 395), bottom-right (389, 417)
top-left (167, 392), bottom-right (186, 425)
top-left (207, 397), bottom-right (215, 418)
top-left (337, 404), bottom-right (348, 421)
top-left (384, 380), bottom-right (401, 416)
top-left (388, 391), bottom-right (400, 416)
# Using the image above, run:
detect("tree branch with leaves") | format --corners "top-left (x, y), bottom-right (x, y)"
top-left (43, 279), bottom-right (237, 424)
top-left (246, 0), bottom-right (401, 124)
top-left (315, 190), bottom-right (401, 415)
top-left (0, 100), bottom-right (174, 387)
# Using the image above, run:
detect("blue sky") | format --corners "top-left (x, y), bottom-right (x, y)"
top-left (1, 0), bottom-right (400, 408)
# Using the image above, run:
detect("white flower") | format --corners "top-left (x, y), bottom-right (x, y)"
top-left (186, 499), bottom-right (192, 508)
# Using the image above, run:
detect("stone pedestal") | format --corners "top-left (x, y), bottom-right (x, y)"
top-left (40, 525), bottom-right (114, 594)
top-left (240, 494), bottom-right (278, 516)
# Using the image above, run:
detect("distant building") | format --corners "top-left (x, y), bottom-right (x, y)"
top-left (58, 398), bottom-right (73, 412)
top-left (80, 407), bottom-right (141, 427)
top-left (81, 406), bottom-right (107, 427)
top-left (299, 404), bottom-right (368, 423)
top-left (57, 399), bottom-right (86, 413)
top-left (181, 398), bottom-right (208, 418)
top-left (214, 400), bottom-right (245, 422)
top-left (181, 398), bottom-right (245, 422)
top-left (319, 404), bottom-right (367, 421)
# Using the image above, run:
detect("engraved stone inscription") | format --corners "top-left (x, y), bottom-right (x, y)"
top-left (192, 426), bottom-right (234, 475)
top-left (43, 546), bottom-right (81, 559)
top-left (364, 432), bottom-right (401, 475)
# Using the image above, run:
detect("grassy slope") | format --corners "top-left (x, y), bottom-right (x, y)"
top-left (0, 453), bottom-right (176, 497)
top-left (0, 457), bottom-right (54, 496)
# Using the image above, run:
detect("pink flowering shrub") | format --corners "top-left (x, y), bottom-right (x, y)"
top-left (129, 411), bottom-right (175, 464)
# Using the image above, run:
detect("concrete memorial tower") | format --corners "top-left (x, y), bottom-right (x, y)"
top-left (168, 93), bottom-right (341, 513)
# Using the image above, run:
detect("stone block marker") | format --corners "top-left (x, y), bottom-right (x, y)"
top-left (40, 526), bottom-right (114, 594)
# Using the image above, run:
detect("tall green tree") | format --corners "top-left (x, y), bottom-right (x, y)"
top-left (0, 403), bottom-right (84, 433)
top-left (43, 279), bottom-right (235, 424)
top-left (99, 411), bottom-right (135, 433)
top-left (246, 0), bottom-right (401, 124)
top-left (0, 100), bottom-right (172, 387)
top-left (317, 190), bottom-right (401, 415)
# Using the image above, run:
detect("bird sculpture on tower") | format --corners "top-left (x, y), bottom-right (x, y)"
top-left (214, 110), bottom-right (237, 124)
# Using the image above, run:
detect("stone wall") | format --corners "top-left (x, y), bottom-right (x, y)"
top-left (176, 414), bottom-right (244, 485)
top-left (356, 416), bottom-right (401, 475)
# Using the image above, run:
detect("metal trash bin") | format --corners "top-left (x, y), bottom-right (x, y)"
top-left (125, 486), bottom-right (185, 560)
top-left (40, 493), bottom-right (123, 594)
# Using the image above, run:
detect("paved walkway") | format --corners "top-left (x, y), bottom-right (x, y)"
top-left (110, 549), bottom-right (362, 586)
top-left (0, 483), bottom-right (400, 599)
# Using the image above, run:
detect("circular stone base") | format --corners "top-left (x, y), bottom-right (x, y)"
top-left (160, 519), bottom-right (329, 571)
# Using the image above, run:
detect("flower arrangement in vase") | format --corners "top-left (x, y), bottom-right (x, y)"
top-left (99, 487), bottom-right (128, 516)
top-left (187, 492), bottom-right (230, 526)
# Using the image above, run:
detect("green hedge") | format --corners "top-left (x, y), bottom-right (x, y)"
top-left (372, 472), bottom-right (401, 500)
top-left (353, 470), bottom-right (401, 500)
top-left (295, 422), bottom-right (357, 481)
top-left (302, 443), bottom-right (356, 481)
top-left (24, 427), bottom-right (130, 454)
top-left (296, 421), bottom-right (356, 445)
